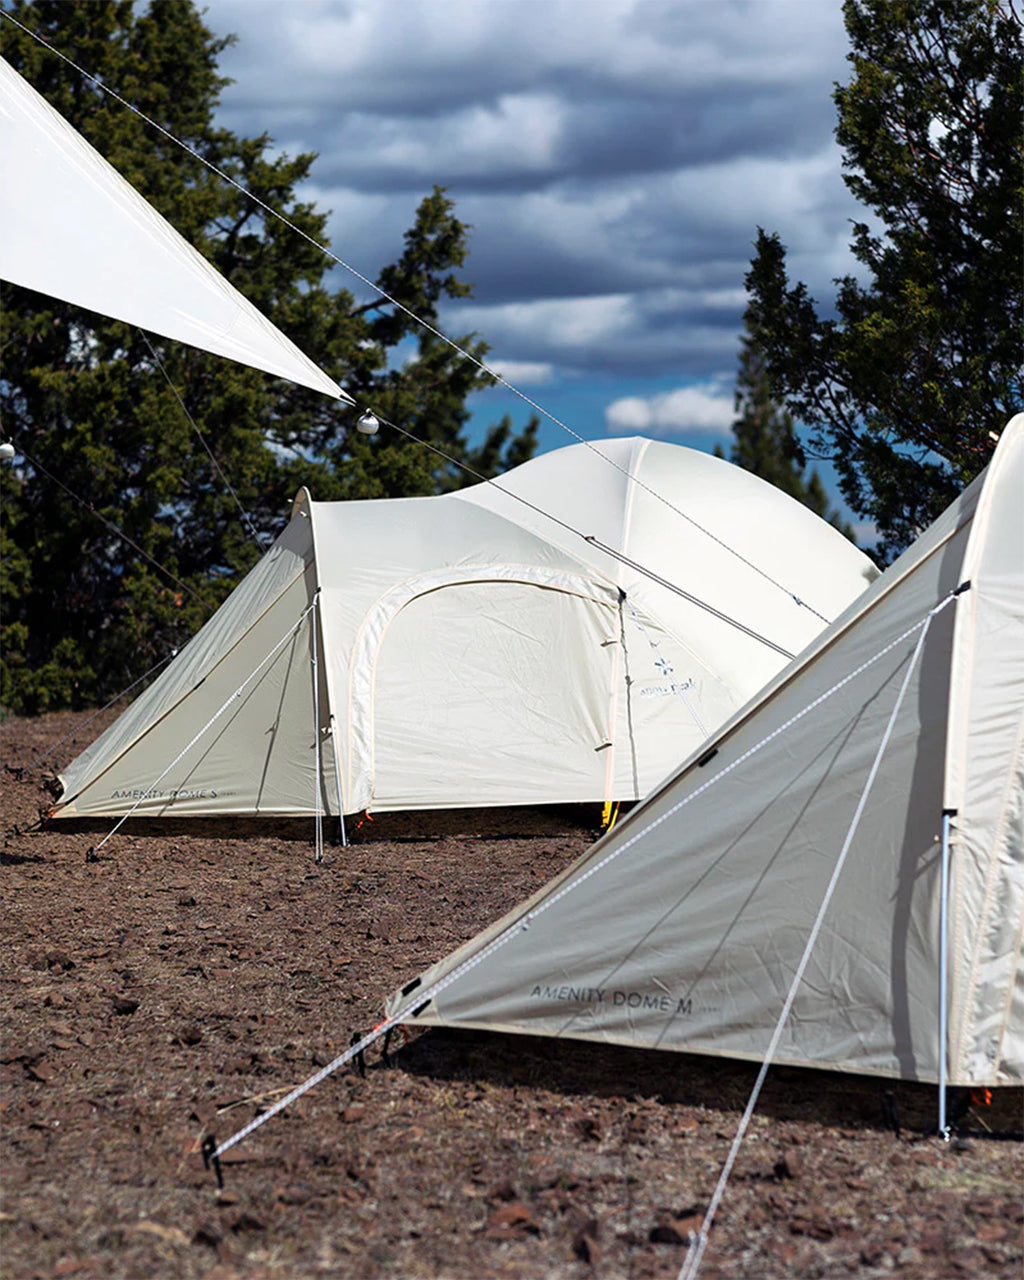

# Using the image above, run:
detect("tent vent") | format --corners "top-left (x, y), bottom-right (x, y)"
top-left (401, 977), bottom-right (421, 997)
top-left (411, 1001), bottom-right (430, 1018)
top-left (697, 748), bottom-right (719, 768)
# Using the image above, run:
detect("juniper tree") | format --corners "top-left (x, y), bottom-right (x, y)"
top-left (0, 0), bottom-right (535, 712)
top-left (745, 0), bottom-right (1022, 561)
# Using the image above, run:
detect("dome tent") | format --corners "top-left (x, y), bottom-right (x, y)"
top-left (52, 438), bottom-right (877, 821)
top-left (385, 416), bottom-right (1024, 1089)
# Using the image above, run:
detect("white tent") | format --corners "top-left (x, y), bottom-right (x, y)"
top-left (52, 437), bottom-right (877, 820)
top-left (0, 56), bottom-right (347, 402)
top-left (385, 416), bottom-right (1024, 1087)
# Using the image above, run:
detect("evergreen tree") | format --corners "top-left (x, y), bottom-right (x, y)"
top-left (719, 313), bottom-right (856, 541)
top-left (745, 0), bottom-right (1022, 562)
top-left (0, 0), bottom-right (536, 713)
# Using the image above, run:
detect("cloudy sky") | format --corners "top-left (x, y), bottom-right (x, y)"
top-left (202, 0), bottom-right (860, 461)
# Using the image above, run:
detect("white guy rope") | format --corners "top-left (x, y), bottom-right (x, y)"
top-left (4, 9), bottom-right (834, 628)
top-left (677, 598), bottom-right (945, 1280)
top-left (586, 538), bottom-right (796, 659)
top-left (211, 585), bottom-right (961, 1163)
top-left (15, 440), bottom-right (208, 611)
top-left (19, 647), bottom-right (178, 774)
top-left (89, 595), bottom-right (318, 854)
top-left (379, 414), bottom-right (798, 662)
top-left (139, 331), bottom-right (265, 550)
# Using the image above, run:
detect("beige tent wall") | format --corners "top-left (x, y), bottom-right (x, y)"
top-left (947, 418), bottom-right (1024, 1082)
top-left (56, 516), bottom-right (339, 817)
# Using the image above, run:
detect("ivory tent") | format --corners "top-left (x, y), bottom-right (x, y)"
top-left (52, 437), bottom-right (877, 820)
top-left (385, 415), bottom-right (1024, 1087)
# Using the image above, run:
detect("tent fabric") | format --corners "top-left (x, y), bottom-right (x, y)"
top-left (385, 417), bottom-right (1024, 1087)
top-left (53, 438), bottom-right (877, 819)
top-left (0, 56), bottom-right (347, 402)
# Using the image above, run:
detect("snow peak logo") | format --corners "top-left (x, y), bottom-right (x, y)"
top-left (110, 787), bottom-right (219, 802)
top-left (638, 678), bottom-right (695, 700)
top-left (529, 984), bottom-right (693, 1016)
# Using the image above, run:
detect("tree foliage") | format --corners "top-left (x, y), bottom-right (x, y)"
top-left (745, 0), bottom-right (1022, 561)
top-left (718, 310), bottom-right (856, 542)
top-left (0, 0), bottom-right (536, 713)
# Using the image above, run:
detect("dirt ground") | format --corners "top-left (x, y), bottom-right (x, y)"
top-left (1, 711), bottom-right (1021, 1280)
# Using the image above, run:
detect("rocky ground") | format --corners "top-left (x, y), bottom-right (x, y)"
top-left (1, 711), bottom-right (1021, 1280)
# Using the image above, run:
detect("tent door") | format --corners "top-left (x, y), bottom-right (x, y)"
top-left (366, 579), bottom-right (619, 809)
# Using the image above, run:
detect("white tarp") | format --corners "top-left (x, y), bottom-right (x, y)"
top-left (385, 417), bottom-right (1024, 1086)
top-left (0, 56), bottom-right (347, 401)
top-left (52, 438), bottom-right (877, 818)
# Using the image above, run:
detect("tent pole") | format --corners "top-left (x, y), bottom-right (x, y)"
top-left (312, 592), bottom-right (324, 865)
top-left (331, 716), bottom-right (348, 847)
top-left (938, 807), bottom-right (957, 1140)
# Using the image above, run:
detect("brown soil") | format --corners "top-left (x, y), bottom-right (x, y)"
top-left (2, 711), bottom-right (1021, 1280)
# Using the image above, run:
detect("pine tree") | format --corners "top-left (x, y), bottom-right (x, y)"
top-left (745, 0), bottom-right (1022, 561)
top-left (0, 0), bottom-right (535, 712)
top-left (718, 315), bottom-right (856, 540)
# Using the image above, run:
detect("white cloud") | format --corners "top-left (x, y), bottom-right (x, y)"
top-left (456, 294), bottom-right (637, 349)
top-left (605, 382), bottom-right (734, 436)
top-left (487, 360), bottom-right (555, 386)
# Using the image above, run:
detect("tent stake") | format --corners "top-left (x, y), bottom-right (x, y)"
top-left (938, 808), bottom-right (957, 1140)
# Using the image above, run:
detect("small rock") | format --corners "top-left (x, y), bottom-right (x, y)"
top-left (111, 997), bottom-right (139, 1016)
top-left (789, 1209), bottom-right (834, 1240)
top-left (1, 1043), bottom-right (44, 1066)
top-left (180, 1025), bottom-right (203, 1046)
top-left (530, 1165), bottom-right (564, 1190)
top-left (275, 1182), bottom-right (313, 1206)
top-left (650, 1209), bottom-right (704, 1245)
top-left (230, 1212), bottom-right (265, 1234)
top-left (485, 1201), bottom-right (540, 1237)
top-left (132, 1221), bottom-right (190, 1247)
top-left (574, 1116), bottom-right (601, 1142)
top-left (774, 1147), bottom-right (804, 1180)
top-left (26, 1058), bottom-right (57, 1083)
top-left (573, 1231), bottom-right (601, 1265)
top-left (50, 1259), bottom-right (101, 1277)
top-left (339, 1106), bottom-right (365, 1123)
top-left (193, 1221), bottom-right (222, 1249)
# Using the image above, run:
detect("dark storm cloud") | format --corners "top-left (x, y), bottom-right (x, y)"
top-left (201, 0), bottom-right (860, 422)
